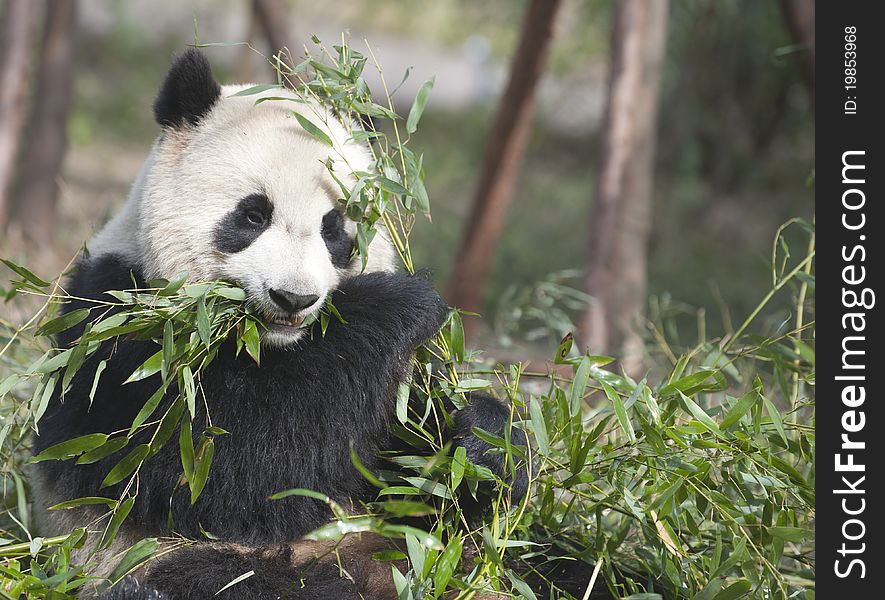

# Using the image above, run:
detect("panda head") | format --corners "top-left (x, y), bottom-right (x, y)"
top-left (98, 49), bottom-right (395, 347)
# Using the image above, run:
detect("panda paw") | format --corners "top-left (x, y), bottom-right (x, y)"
top-left (332, 271), bottom-right (449, 347)
top-left (454, 394), bottom-right (530, 505)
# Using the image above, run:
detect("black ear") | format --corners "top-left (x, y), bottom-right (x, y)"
top-left (153, 48), bottom-right (221, 128)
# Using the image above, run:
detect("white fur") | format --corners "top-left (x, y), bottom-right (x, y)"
top-left (89, 85), bottom-right (396, 346)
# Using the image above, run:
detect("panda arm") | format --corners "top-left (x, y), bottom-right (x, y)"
top-left (324, 273), bottom-right (529, 505)
top-left (322, 271), bottom-right (450, 357)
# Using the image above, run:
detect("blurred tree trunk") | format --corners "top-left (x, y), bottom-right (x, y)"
top-left (9, 0), bottom-right (78, 245)
top-left (779, 0), bottom-right (814, 107)
top-left (447, 0), bottom-right (563, 327)
top-left (0, 0), bottom-right (36, 229)
top-left (236, 7), bottom-right (259, 82)
top-left (578, 0), bottom-right (669, 376)
top-left (253, 0), bottom-right (294, 74)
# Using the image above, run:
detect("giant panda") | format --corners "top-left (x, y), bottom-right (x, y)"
top-left (31, 49), bottom-right (526, 600)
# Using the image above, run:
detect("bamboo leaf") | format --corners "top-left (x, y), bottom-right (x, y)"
top-left (29, 434), bottom-right (109, 463)
top-left (99, 497), bottom-right (135, 549)
top-left (679, 392), bottom-right (724, 439)
top-left (190, 437), bottom-right (215, 504)
top-left (604, 382), bottom-right (635, 443)
top-left (294, 112), bottom-right (334, 147)
top-left (101, 445), bottom-right (150, 488)
top-left (36, 308), bottom-right (91, 336)
top-left (406, 76), bottom-right (435, 134)
top-left (451, 446), bottom-right (467, 489)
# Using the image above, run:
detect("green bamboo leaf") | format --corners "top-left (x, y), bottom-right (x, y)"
top-left (2, 259), bottom-right (51, 287)
top-left (294, 112), bottom-right (333, 147)
top-left (124, 350), bottom-right (162, 384)
top-left (213, 286), bottom-right (246, 301)
top-left (159, 271), bottom-right (189, 296)
top-left (29, 434), bottom-right (109, 463)
top-left (182, 365), bottom-right (196, 419)
top-left (229, 84), bottom-right (281, 97)
top-left (30, 348), bottom-right (72, 374)
top-left (107, 538), bottom-right (160, 583)
top-left (768, 526), bottom-right (811, 542)
top-left (710, 538), bottom-right (747, 579)
top-left (243, 319), bottom-right (261, 365)
top-left (33, 373), bottom-right (57, 423)
top-left (762, 396), bottom-right (788, 445)
top-left (350, 442), bottom-right (385, 488)
top-left (720, 391), bottom-right (759, 430)
top-left (449, 311), bottom-right (465, 363)
top-left (451, 446), bottom-right (467, 489)
top-left (406, 76), bottom-right (434, 134)
top-left (554, 333), bottom-right (574, 364)
top-left (129, 386), bottom-right (166, 436)
top-left (36, 308), bottom-right (91, 336)
top-left (377, 524), bottom-right (442, 550)
top-left (694, 579), bottom-right (725, 600)
top-left (505, 569), bottom-right (538, 600)
top-left (454, 378), bottom-right (490, 392)
top-left (180, 418), bottom-right (194, 484)
top-left (712, 581), bottom-right (752, 600)
top-left (604, 382), bottom-right (635, 443)
top-left (405, 534), bottom-right (425, 579)
top-left (270, 488), bottom-right (330, 502)
top-left (402, 477), bottom-right (452, 499)
top-left (679, 392), bottom-right (724, 439)
top-left (190, 437), bottom-right (215, 504)
top-left (77, 436), bottom-right (129, 465)
top-left (99, 496), bottom-right (135, 549)
top-left (659, 369), bottom-right (718, 396)
top-left (433, 533), bottom-right (461, 597)
top-left (48, 496), bottom-right (118, 511)
top-left (150, 398), bottom-right (185, 454)
top-left (379, 500), bottom-right (435, 517)
top-left (395, 381), bottom-right (409, 424)
top-left (88, 360), bottom-right (108, 407)
top-left (528, 396), bottom-right (549, 455)
top-left (374, 176), bottom-right (408, 195)
top-left (569, 356), bottom-right (592, 416)
top-left (101, 445), bottom-right (150, 488)
top-left (197, 297), bottom-right (211, 348)
top-left (377, 486), bottom-right (422, 496)
top-left (161, 319), bottom-right (174, 383)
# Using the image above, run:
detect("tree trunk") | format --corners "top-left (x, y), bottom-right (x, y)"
top-left (253, 0), bottom-right (294, 75)
top-left (446, 0), bottom-right (563, 326)
top-left (0, 0), bottom-right (36, 228)
top-left (578, 0), bottom-right (669, 375)
top-left (779, 0), bottom-right (814, 107)
top-left (236, 7), bottom-right (260, 83)
top-left (8, 0), bottom-right (78, 245)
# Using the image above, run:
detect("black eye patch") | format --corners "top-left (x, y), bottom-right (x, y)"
top-left (213, 193), bottom-right (273, 253)
top-left (321, 209), bottom-right (353, 268)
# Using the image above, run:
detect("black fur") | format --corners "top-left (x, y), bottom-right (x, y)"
top-left (153, 49), bottom-right (221, 128)
top-left (98, 577), bottom-right (170, 600)
top-left (36, 255), bottom-right (525, 598)
top-left (212, 193), bottom-right (274, 254)
top-left (321, 209), bottom-right (354, 268)
top-left (119, 546), bottom-right (362, 600)
top-left (455, 394), bottom-right (530, 502)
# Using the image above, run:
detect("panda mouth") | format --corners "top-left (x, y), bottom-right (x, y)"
top-left (266, 315), bottom-right (305, 329)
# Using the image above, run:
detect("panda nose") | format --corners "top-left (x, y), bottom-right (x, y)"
top-left (268, 289), bottom-right (320, 314)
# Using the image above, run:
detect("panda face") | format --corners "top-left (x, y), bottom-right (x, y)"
top-left (88, 50), bottom-right (395, 347)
